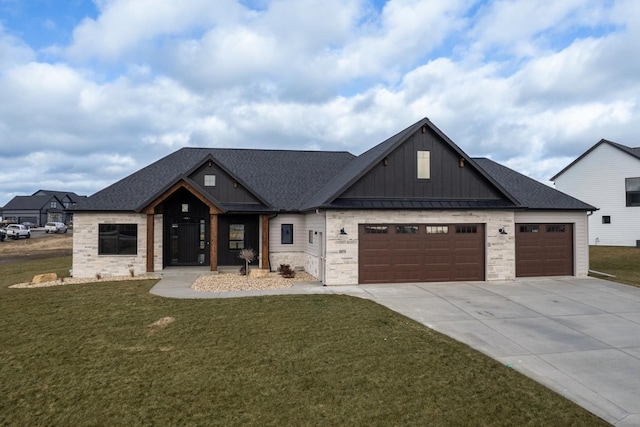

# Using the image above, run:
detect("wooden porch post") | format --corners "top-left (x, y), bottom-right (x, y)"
top-left (261, 214), bottom-right (269, 270)
top-left (146, 213), bottom-right (154, 272)
top-left (210, 214), bottom-right (218, 271)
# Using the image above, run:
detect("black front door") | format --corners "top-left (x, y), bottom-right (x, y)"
top-left (163, 188), bottom-right (210, 266)
top-left (217, 215), bottom-right (259, 265)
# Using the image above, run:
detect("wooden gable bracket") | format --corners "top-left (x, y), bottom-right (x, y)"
top-left (141, 179), bottom-right (224, 273)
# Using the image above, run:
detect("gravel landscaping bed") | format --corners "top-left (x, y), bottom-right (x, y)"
top-left (9, 274), bottom-right (161, 289)
top-left (192, 271), bottom-right (317, 292)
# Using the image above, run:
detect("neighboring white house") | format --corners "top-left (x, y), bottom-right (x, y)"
top-left (552, 139), bottom-right (640, 247)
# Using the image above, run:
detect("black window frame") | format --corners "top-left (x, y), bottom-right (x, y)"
top-left (626, 177), bottom-right (640, 207)
top-left (281, 224), bottom-right (293, 244)
top-left (602, 216), bottom-right (611, 224)
top-left (98, 224), bottom-right (138, 255)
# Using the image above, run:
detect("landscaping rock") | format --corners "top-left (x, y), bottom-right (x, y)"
top-left (249, 269), bottom-right (269, 278)
top-left (32, 273), bottom-right (57, 284)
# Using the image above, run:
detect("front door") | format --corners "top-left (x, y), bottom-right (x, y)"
top-left (217, 215), bottom-right (259, 265)
top-left (163, 188), bottom-right (210, 267)
top-left (169, 219), bottom-right (209, 265)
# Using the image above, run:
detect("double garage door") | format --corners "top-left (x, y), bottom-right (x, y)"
top-left (359, 224), bottom-right (485, 284)
top-left (358, 222), bottom-right (574, 284)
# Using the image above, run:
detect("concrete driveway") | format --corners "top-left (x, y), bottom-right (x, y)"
top-left (335, 277), bottom-right (640, 426)
top-left (151, 273), bottom-right (640, 425)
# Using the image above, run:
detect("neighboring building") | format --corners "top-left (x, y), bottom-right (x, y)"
top-left (71, 118), bottom-right (595, 283)
top-left (552, 139), bottom-right (640, 247)
top-left (1, 190), bottom-right (85, 226)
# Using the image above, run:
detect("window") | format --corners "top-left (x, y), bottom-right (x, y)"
top-left (417, 151), bottom-right (430, 179)
top-left (626, 177), bottom-right (640, 207)
top-left (396, 225), bottom-right (418, 234)
top-left (50, 201), bottom-right (57, 208)
top-left (519, 225), bottom-right (539, 233)
top-left (364, 225), bottom-right (388, 234)
top-left (456, 225), bottom-right (477, 234)
top-left (181, 204), bottom-right (189, 213)
top-left (229, 224), bottom-right (245, 249)
top-left (426, 225), bottom-right (449, 234)
top-left (546, 225), bottom-right (566, 233)
top-left (204, 175), bottom-right (216, 187)
top-left (281, 224), bottom-right (293, 244)
top-left (63, 202), bottom-right (69, 209)
top-left (602, 216), bottom-right (611, 224)
top-left (99, 224), bottom-right (138, 255)
top-left (309, 230), bottom-right (313, 244)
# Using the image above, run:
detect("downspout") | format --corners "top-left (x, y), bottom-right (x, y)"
top-left (315, 209), bottom-right (327, 285)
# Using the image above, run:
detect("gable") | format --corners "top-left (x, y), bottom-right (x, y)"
top-left (552, 140), bottom-right (640, 181)
top-left (555, 142), bottom-right (640, 184)
top-left (188, 161), bottom-right (263, 205)
top-left (339, 126), bottom-right (503, 200)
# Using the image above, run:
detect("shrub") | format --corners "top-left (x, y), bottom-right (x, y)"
top-left (278, 264), bottom-right (296, 278)
top-left (238, 248), bottom-right (256, 276)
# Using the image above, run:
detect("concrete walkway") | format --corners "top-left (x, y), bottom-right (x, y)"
top-left (151, 272), bottom-right (640, 426)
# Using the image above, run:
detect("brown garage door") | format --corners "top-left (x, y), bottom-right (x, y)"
top-left (358, 224), bottom-right (485, 284)
top-left (516, 224), bottom-right (573, 277)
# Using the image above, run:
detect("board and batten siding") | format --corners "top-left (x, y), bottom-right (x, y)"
top-left (514, 211), bottom-right (589, 277)
top-left (554, 143), bottom-right (640, 246)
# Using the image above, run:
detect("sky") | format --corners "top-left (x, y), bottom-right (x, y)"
top-left (0, 0), bottom-right (639, 206)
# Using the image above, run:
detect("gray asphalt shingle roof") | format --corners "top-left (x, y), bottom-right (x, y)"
top-left (75, 148), bottom-right (355, 212)
top-left (474, 158), bottom-right (596, 210)
top-left (3, 195), bottom-right (59, 210)
top-left (75, 119), bottom-right (595, 213)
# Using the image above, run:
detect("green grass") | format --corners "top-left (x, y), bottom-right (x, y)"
top-left (0, 257), bottom-right (608, 426)
top-left (590, 246), bottom-right (640, 287)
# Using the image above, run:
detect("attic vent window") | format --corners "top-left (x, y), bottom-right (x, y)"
top-left (204, 175), bottom-right (216, 187)
top-left (417, 151), bottom-right (430, 179)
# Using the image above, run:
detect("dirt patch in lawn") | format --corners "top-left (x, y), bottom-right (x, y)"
top-left (0, 234), bottom-right (72, 263)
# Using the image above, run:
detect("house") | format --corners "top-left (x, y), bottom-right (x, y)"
top-left (1, 190), bottom-right (85, 226)
top-left (71, 118), bottom-right (595, 284)
top-left (552, 139), bottom-right (640, 247)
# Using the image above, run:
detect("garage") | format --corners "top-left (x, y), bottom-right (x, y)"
top-left (358, 224), bottom-right (485, 284)
top-left (515, 224), bottom-right (573, 277)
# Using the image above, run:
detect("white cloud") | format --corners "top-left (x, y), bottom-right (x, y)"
top-left (1, 0), bottom-right (640, 205)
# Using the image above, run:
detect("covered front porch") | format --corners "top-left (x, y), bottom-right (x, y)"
top-left (141, 179), bottom-right (271, 273)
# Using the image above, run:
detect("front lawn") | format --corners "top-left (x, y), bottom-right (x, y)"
top-left (0, 257), bottom-right (607, 426)
top-left (590, 245), bottom-right (640, 287)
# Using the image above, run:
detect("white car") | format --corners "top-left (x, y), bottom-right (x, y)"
top-left (45, 222), bottom-right (68, 234)
top-left (6, 224), bottom-right (31, 239)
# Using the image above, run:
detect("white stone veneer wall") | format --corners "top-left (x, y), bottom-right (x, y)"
top-left (72, 213), bottom-right (147, 279)
top-left (323, 210), bottom-right (516, 286)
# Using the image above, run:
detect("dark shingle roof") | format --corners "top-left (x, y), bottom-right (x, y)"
top-left (75, 148), bottom-right (355, 212)
top-left (551, 139), bottom-right (640, 181)
top-left (3, 195), bottom-right (58, 210)
top-left (75, 119), bottom-right (595, 214)
top-left (474, 158), bottom-right (596, 210)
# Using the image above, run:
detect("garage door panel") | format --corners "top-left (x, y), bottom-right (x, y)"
top-left (359, 223), bottom-right (484, 284)
top-left (516, 223), bottom-right (573, 277)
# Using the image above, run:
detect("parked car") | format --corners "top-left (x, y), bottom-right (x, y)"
top-left (0, 227), bottom-right (5, 242)
top-left (5, 224), bottom-right (31, 239)
top-left (45, 222), bottom-right (68, 233)
top-left (21, 221), bottom-right (36, 229)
